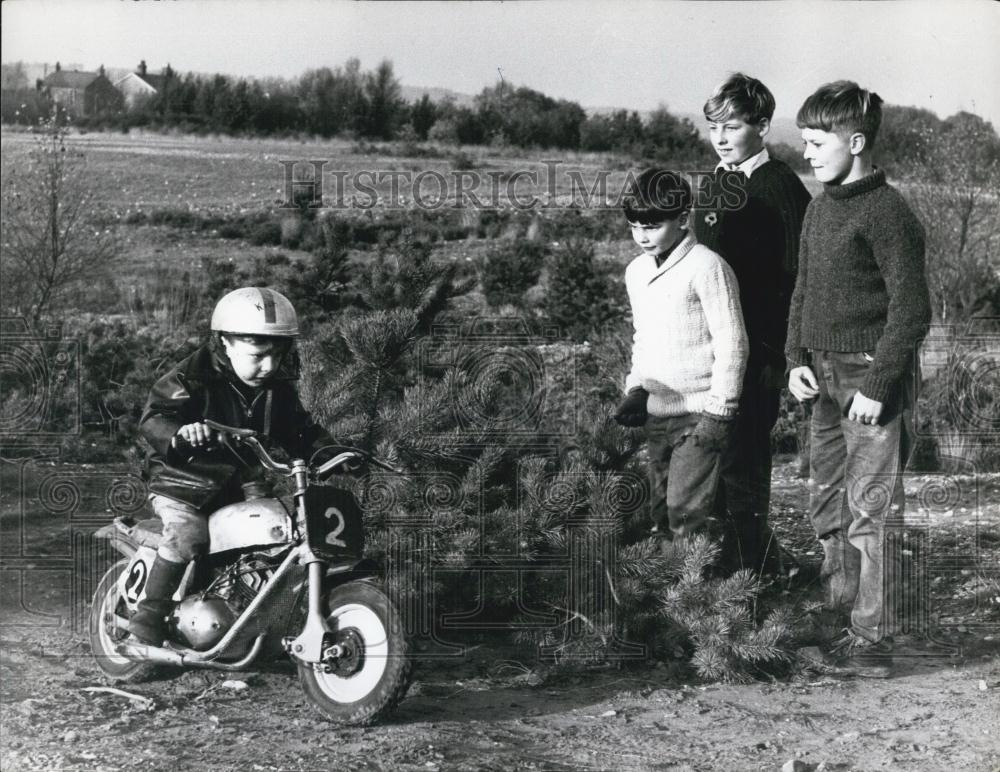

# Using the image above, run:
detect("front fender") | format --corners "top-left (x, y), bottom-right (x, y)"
top-left (324, 557), bottom-right (379, 589)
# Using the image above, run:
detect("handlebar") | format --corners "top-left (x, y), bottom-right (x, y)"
top-left (200, 419), bottom-right (404, 478)
top-left (202, 419), bottom-right (292, 474)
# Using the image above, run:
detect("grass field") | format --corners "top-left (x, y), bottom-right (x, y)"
top-left (0, 126), bottom-right (822, 308)
top-left (1, 127), bottom-right (823, 216)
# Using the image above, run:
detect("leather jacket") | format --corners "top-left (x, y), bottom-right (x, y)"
top-left (140, 341), bottom-right (338, 510)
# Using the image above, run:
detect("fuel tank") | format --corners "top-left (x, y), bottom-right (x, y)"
top-left (208, 498), bottom-right (293, 554)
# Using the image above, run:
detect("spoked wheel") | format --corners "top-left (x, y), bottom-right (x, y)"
top-left (298, 581), bottom-right (411, 725)
top-left (89, 559), bottom-right (156, 682)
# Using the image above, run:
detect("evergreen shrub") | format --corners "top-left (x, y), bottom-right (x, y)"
top-left (480, 241), bottom-right (546, 309)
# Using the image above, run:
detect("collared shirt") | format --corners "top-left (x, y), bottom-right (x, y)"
top-left (646, 233), bottom-right (697, 280)
top-left (716, 147), bottom-right (770, 177)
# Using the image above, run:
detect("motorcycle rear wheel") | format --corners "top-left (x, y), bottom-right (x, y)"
top-left (89, 559), bottom-right (157, 682)
top-left (298, 580), bottom-right (411, 725)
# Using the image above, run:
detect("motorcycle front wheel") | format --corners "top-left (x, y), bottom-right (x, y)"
top-left (298, 580), bottom-right (411, 725)
top-left (89, 559), bottom-right (157, 682)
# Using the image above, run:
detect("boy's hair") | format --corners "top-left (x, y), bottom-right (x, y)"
top-left (212, 332), bottom-right (298, 374)
top-left (220, 333), bottom-right (291, 349)
top-left (796, 80), bottom-right (884, 147)
top-left (703, 72), bottom-right (776, 124)
top-left (622, 169), bottom-right (692, 225)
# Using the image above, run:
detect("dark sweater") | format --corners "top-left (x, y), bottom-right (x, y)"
top-left (694, 159), bottom-right (811, 370)
top-left (784, 169), bottom-right (931, 403)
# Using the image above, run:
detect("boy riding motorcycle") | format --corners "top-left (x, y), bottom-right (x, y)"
top-left (130, 287), bottom-right (340, 646)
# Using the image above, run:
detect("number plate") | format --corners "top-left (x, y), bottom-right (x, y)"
top-left (124, 558), bottom-right (148, 603)
top-left (118, 545), bottom-right (158, 610)
top-left (303, 487), bottom-right (364, 559)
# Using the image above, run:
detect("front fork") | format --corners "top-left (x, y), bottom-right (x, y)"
top-left (283, 462), bottom-right (345, 666)
top-left (284, 559), bottom-right (329, 663)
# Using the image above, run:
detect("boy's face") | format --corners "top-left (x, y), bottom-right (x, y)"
top-left (708, 115), bottom-right (768, 166)
top-left (222, 336), bottom-right (287, 387)
top-left (630, 213), bottom-right (688, 259)
top-left (801, 127), bottom-right (857, 184)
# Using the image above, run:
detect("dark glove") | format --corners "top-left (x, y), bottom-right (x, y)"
top-left (693, 412), bottom-right (734, 446)
top-left (614, 388), bottom-right (649, 427)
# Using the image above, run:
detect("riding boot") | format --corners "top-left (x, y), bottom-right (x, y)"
top-left (128, 555), bottom-right (187, 646)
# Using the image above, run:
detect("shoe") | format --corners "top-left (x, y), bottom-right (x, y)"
top-left (824, 628), bottom-right (893, 678)
top-left (717, 520), bottom-right (800, 580)
top-left (716, 518), bottom-right (764, 576)
top-left (128, 555), bottom-right (187, 646)
top-left (757, 526), bottom-right (801, 579)
top-left (819, 531), bottom-right (861, 610)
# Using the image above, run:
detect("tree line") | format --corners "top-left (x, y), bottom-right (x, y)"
top-left (0, 58), bottom-right (715, 162)
top-left (3, 57), bottom-right (998, 175)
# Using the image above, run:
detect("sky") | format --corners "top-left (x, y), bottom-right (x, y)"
top-left (2, 0), bottom-right (999, 125)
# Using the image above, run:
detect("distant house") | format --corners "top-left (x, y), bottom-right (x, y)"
top-left (115, 73), bottom-right (157, 108)
top-left (115, 60), bottom-right (173, 108)
top-left (42, 62), bottom-right (122, 116)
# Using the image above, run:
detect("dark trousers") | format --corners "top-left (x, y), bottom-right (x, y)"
top-left (809, 350), bottom-right (913, 641)
top-left (646, 413), bottom-right (730, 539)
top-left (717, 365), bottom-right (783, 568)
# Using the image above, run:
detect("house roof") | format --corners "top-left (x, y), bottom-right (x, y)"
top-left (115, 72), bottom-right (157, 92)
top-left (44, 70), bottom-right (100, 89)
top-left (136, 72), bottom-right (168, 91)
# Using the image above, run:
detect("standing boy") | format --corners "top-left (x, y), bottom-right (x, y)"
top-left (786, 82), bottom-right (931, 672)
top-left (615, 169), bottom-right (748, 544)
top-left (694, 73), bottom-right (812, 575)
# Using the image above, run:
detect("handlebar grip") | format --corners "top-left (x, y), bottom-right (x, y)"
top-left (202, 419), bottom-right (258, 439)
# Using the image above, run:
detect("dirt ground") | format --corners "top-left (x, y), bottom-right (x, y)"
top-left (2, 459), bottom-right (999, 772)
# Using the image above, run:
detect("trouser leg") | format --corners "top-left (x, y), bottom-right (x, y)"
top-left (128, 495), bottom-right (207, 645)
top-left (646, 416), bottom-right (681, 535)
top-left (719, 366), bottom-right (782, 570)
top-left (813, 351), bottom-right (914, 641)
top-left (843, 397), bottom-right (910, 642)
top-left (666, 418), bottom-right (729, 540)
top-left (809, 352), bottom-right (862, 608)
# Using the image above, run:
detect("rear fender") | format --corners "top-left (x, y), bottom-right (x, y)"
top-left (95, 517), bottom-right (163, 558)
top-left (95, 522), bottom-right (138, 558)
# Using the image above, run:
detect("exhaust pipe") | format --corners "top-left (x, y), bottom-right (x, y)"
top-left (115, 634), bottom-right (265, 670)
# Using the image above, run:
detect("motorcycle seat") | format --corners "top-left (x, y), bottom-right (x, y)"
top-left (133, 518), bottom-right (163, 535)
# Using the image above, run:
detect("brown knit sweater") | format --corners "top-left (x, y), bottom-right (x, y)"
top-left (785, 169), bottom-right (931, 403)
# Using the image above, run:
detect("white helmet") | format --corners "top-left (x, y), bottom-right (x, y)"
top-left (210, 287), bottom-right (300, 337)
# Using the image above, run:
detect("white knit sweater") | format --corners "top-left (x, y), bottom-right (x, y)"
top-left (624, 234), bottom-right (748, 418)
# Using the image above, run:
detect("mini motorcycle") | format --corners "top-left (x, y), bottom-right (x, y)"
top-left (90, 420), bottom-right (411, 725)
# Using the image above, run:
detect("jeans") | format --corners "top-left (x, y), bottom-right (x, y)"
top-left (150, 494), bottom-right (209, 563)
top-left (809, 350), bottom-right (914, 642)
top-left (717, 364), bottom-right (783, 567)
top-left (646, 413), bottom-right (731, 539)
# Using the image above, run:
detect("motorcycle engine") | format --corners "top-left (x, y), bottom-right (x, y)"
top-left (173, 554), bottom-right (275, 651)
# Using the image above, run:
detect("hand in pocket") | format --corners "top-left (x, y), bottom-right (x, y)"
top-left (693, 412), bottom-right (734, 447)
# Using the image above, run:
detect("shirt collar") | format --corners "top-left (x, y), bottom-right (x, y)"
top-left (716, 147), bottom-right (770, 177)
top-left (646, 233), bottom-right (697, 282)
